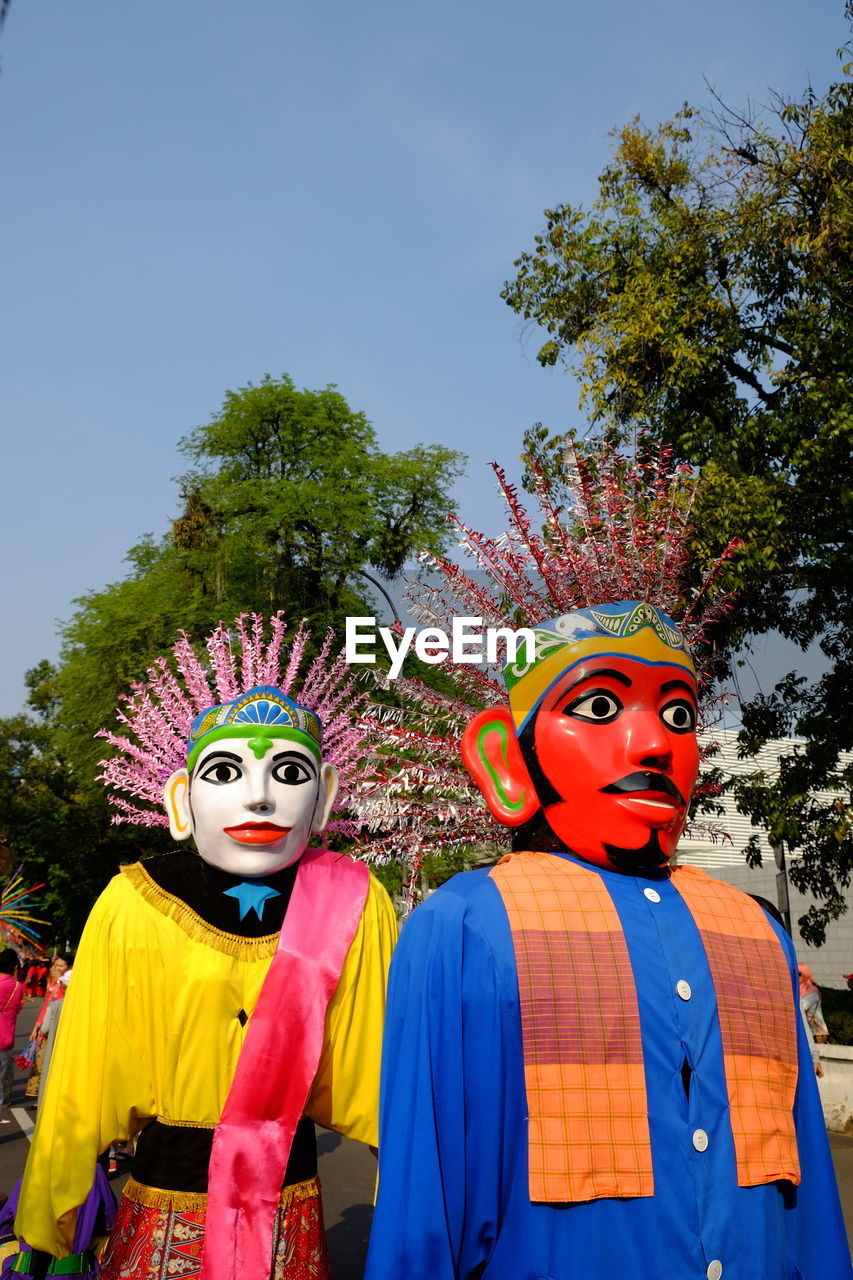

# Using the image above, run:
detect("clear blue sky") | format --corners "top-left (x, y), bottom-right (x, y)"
top-left (0, 0), bottom-right (847, 715)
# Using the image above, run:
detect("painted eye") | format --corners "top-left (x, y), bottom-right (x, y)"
top-left (565, 691), bottom-right (622, 723)
top-left (199, 760), bottom-right (242, 785)
top-left (271, 758), bottom-right (313, 785)
top-left (660, 699), bottom-right (696, 734)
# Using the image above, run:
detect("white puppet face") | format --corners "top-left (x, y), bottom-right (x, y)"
top-left (163, 738), bottom-right (339, 876)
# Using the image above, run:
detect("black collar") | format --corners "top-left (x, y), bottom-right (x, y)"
top-left (141, 851), bottom-right (298, 937)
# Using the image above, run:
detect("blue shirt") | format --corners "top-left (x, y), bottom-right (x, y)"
top-left (365, 856), bottom-right (851, 1280)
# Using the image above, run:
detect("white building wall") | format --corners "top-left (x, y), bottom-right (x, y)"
top-left (676, 730), bottom-right (853, 989)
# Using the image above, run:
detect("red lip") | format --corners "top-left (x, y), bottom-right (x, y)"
top-left (223, 823), bottom-right (291, 846)
top-left (612, 794), bottom-right (682, 828)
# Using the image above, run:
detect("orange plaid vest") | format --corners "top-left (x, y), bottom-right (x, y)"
top-left (490, 852), bottom-right (800, 1204)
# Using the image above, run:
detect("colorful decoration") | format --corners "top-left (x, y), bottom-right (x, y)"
top-left (0, 867), bottom-right (48, 953)
top-left (14, 1038), bottom-right (39, 1072)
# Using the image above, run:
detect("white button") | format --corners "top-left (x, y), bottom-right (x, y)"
top-left (643, 887), bottom-right (661, 903)
top-left (676, 979), bottom-right (692, 1001)
top-left (706, 1261), bottom-right (723, 1280)
top-left (692, 1128), bottom-right (709, 1152)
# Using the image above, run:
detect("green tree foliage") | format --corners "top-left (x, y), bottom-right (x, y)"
top-left (57, 537), bottom-right (220, 798)
top-left (0, 662), bottom-right (164, 944)
top-left (175, 375), bottom-right (463, 616)
top-left (13, 376), bottom-right (463, 937)
top-left (58, 375), bottom-right (463, 786)
top-left (503, 33), bottom-right (852, 941)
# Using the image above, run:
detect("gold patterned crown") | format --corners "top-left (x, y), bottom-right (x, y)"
top-left (505, 602), bottom-right (695, 731)
top-left (187, 685), bottom-right (322, 770)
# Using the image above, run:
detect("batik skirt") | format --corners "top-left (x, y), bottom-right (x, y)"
top-left (23, 1045), bottom-right (45, 1099)
top-left (99, 1176), bottom-right (330, 1280)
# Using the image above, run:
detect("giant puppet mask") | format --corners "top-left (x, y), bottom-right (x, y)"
top-left (18, 616), bottom-right (397, 1280)
top-left (163, 686), bottom-right (339, 876)
top-left (461, 601), bottom-right (700, 872)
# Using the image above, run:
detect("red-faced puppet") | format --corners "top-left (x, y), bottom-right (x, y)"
top-left (462, 602), bottom-right (700, 872)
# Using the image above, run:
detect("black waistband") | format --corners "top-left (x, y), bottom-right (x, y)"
top-left (132, 1116), bottom-right (318, 1193)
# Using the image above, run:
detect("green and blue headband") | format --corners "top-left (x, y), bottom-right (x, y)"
top-left (186, 685), bottom-right (323, 771)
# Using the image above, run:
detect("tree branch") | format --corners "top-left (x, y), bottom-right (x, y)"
top-left (741, 327), bottom-right (796, 358)
top-left (720, 355), bottom-right (781, 406)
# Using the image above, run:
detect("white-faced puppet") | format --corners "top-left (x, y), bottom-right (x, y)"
top-left (14, 616), bottom-right (397, 1280)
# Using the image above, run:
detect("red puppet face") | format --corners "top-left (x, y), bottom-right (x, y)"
top-left (529, 656), bottom-right (699, 871)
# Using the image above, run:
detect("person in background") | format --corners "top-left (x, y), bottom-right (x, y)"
top-left (0, 949), bottom-right (23, 1123)
top-left (24, 956), bottom-right (70, 1105)
top-left (800, 1006), bottom-right (825, 1078)
top-left (28, 961), bottom-right (47, 1001)
top-left (799, 962), bottom-right (829, 1042)
top-left (36, 967), bottom-right (73, 1106)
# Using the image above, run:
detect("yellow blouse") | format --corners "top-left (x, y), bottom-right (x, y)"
top-left (16, 860), bottom-right (398, 1258)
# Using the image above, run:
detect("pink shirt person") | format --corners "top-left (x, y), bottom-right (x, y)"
top-left (0, 948), bottom-right (24, 1113)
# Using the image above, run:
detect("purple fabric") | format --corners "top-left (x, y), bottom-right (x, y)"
top-left (0, 1165), bottom-right (116, 1275)
top-left (71, 1165), bottom-right (116, 1250)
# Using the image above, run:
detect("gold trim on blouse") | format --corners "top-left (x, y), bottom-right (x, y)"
top-left (121, 862), bottom-right (280, 959)
top-left (155, 1115), bottom-right (215, 1130)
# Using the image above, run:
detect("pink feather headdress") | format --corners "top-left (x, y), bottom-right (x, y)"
top-left (408, 436), bottom-right (737, 698)
top-left (98, 614), bottom-right (377, 840)
top-left (357, 435), bottom-right (740, 904)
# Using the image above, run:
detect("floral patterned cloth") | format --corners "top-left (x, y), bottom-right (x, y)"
top-left (99, 1178), bottom-right (329, 1280)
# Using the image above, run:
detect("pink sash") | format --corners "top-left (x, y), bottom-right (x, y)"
top-left (199, 848), bottom-right (370, 1280)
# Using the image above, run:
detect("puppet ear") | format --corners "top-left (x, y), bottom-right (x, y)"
top-left (312, 763), bottom-right (339, 833)
top-left (461, 706), bottom-right (540, 827)
top-left (163, 769), bottom-right (193, 842)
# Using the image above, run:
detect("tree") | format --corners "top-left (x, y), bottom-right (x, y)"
top-left (0, 662), bottom-right (160, 943)
top-left (56, 536), bottom-right (220, 799)
top-left (35, 375), bottom-right (464, 927)
top-left (175, 375), bottom-right (463, 619)
top-left (502, 26), bottom-right (853, 941)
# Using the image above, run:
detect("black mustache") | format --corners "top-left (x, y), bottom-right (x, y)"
top-left (600, 771), bottom-right (686, 806)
